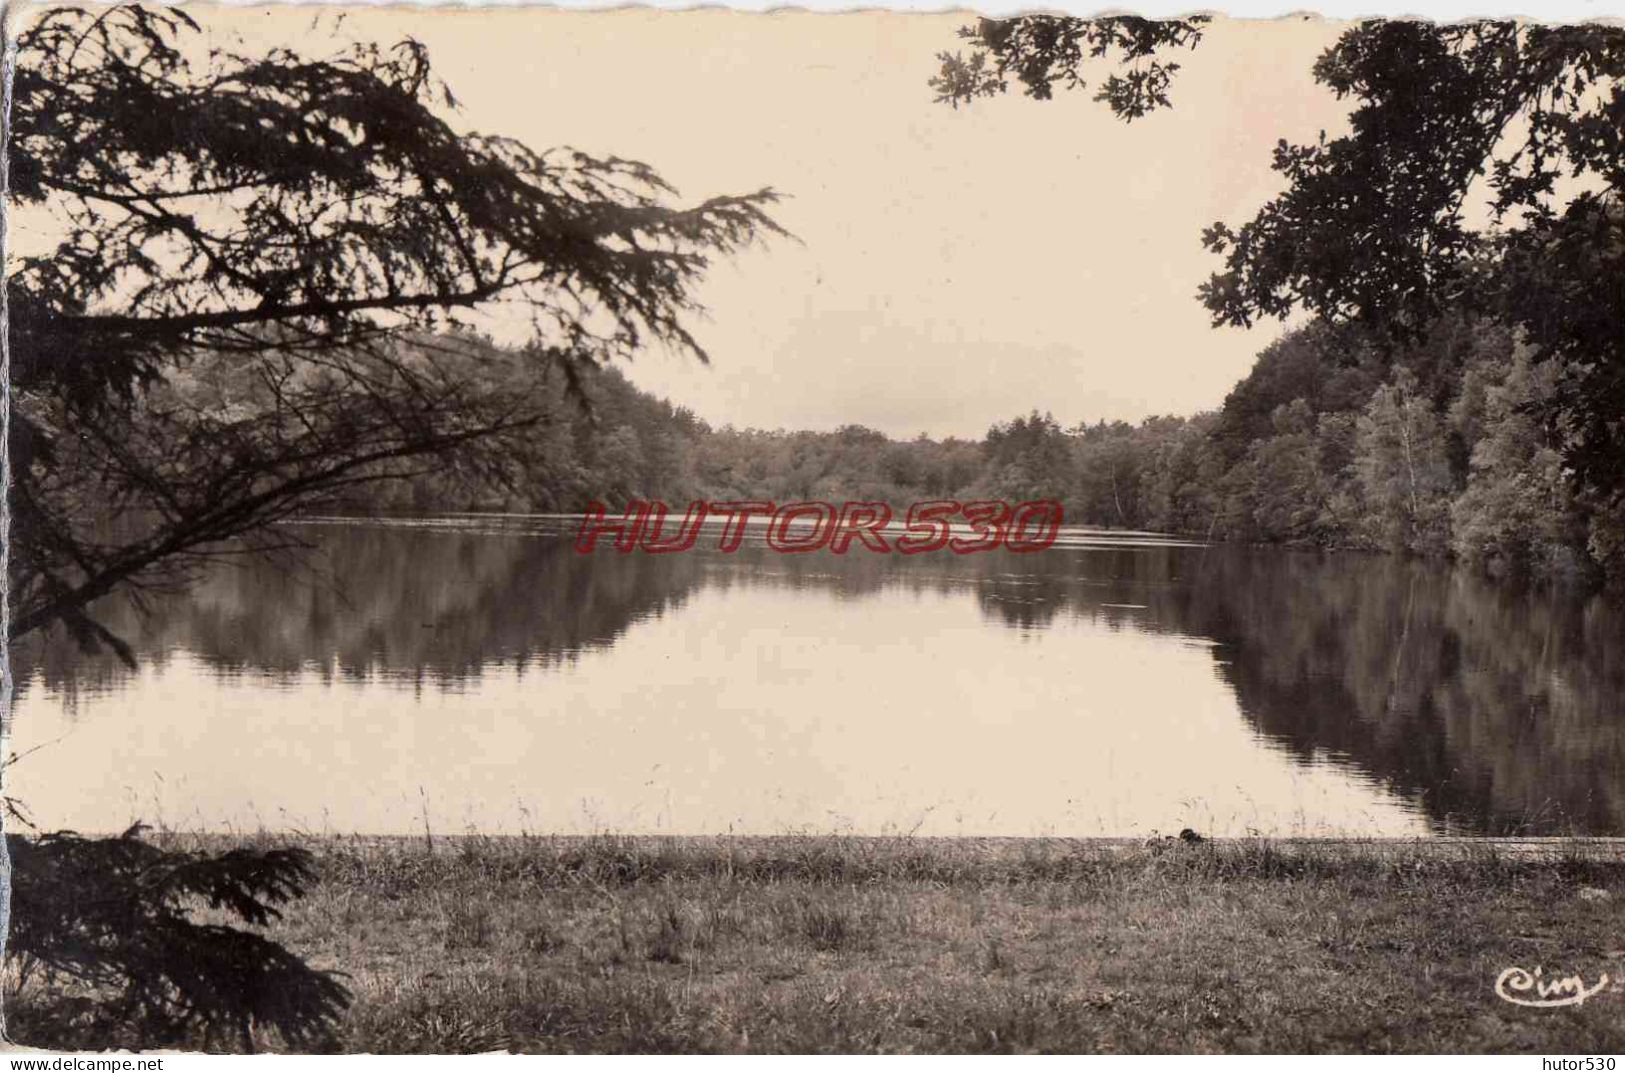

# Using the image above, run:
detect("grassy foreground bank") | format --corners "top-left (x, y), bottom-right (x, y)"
top-left (11, 834), bottom-right (1625, 1054)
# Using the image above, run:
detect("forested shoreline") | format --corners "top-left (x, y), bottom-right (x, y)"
top-left (17, 9), bottom-right (1624, 649)
top-left (322, 313), bottom-right (1617, 586)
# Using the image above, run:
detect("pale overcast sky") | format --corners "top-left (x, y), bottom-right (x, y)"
top-left (410, 11), bottom-right (1352, 439)
top-left (28, 7), bottom-right (1359, 438)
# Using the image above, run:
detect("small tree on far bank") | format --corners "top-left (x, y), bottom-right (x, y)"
top-left (1354, 370), bottom-right (1455, 555)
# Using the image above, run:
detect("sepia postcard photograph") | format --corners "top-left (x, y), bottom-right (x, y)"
top-left (1, 0), bottom-right (1624, 1057)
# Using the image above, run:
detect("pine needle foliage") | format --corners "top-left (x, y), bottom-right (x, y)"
top-left (7, 826), bottom-right (349, 1051)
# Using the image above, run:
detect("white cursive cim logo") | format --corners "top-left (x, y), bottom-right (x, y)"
top-left (1495, 966), bottom-right (1611, 1008)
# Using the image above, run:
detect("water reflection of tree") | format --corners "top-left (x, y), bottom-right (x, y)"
top-left (17, 529), bottom-right (1624, 834)
top-left (1176, 551), bottom-right (1625, 835)
top-left (12, 526), bottom-right (714, 698)
top-left (973, 546), bottom-right (1625, 834)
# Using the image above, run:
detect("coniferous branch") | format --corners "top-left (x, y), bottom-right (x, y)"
top-left (7, 828), bottom-right (350, 1051)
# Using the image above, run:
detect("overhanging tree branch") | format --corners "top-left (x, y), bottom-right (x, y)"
top-left (8, 3), bottom-right (786, 647)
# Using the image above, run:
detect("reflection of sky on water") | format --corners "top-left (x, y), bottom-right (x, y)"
top-left (12, 567), bottom-right (1424, 837)
top-left (10, 518), bottom-right (1625, 836)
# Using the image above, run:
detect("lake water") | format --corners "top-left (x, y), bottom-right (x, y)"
top-left (8, 516), bottom-right (1625, 837)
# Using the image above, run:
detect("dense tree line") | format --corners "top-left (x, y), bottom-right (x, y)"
top-left (319, 309), bottom-right (1614, 584)
top-left (927, 17), bottom-right (1625, 582)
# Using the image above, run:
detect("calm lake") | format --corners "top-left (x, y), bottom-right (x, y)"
top-left (9, 516), bottom-right (1625, 837)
